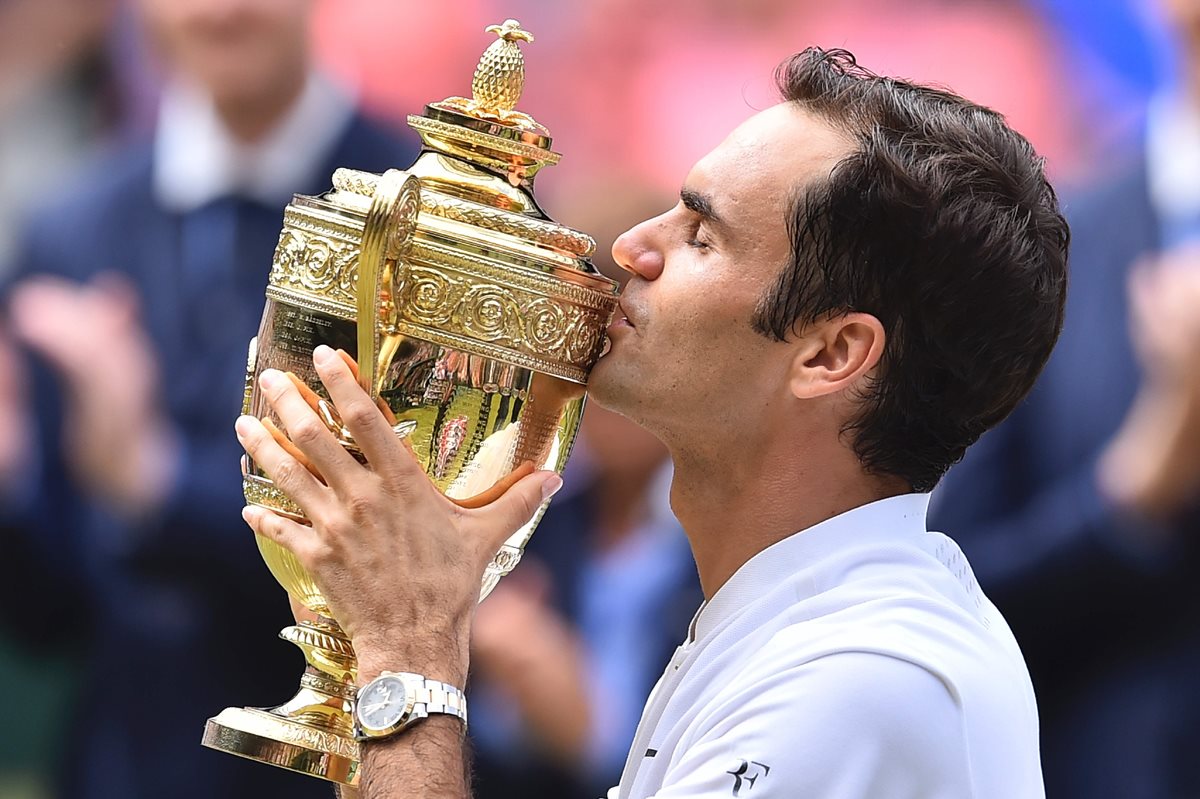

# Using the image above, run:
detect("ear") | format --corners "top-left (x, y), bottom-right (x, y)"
top-left (789, 312), bottom-right (886, 400)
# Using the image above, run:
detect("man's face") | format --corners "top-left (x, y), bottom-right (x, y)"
top-left (588, 103), bottom-right (852, 445)
top-left (137, 0), bottom-right (310, 105)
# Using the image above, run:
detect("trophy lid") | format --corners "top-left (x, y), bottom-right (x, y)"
top-left (407, 20), bottom-right (562, 189)
top-left (269, 16), bottom-right (618, 387)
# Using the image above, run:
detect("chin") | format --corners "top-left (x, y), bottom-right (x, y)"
top-left (584, 355), bottom-right (621, 408)
top-left (584, 356), bottom-right (658, 430)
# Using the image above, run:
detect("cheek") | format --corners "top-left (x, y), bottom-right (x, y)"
top-left (651, 263), bottom-right (764, 344)
top-left (648, 283), bottom-right (764, 390)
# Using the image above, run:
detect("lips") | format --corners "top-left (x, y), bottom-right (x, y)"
top-left (613, 299), bottom-right (636, 330)
top-left (601, 300), bottom-right (635, 357)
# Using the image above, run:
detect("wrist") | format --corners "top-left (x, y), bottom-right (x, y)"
top-left (354, 624), bottom-right (471, 688)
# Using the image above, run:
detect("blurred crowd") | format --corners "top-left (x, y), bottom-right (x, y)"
top-left (0, 1), bottom-right (1194, 798)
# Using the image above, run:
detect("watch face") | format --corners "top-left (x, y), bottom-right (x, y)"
top-left (357, 675), bottom-right (410, 732)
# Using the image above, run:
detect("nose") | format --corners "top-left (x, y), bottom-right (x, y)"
top-left (612, 219), bottom-right (665, 281)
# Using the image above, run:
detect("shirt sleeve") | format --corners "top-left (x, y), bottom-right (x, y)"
top-left (646, 652), bottom-right (974, 799)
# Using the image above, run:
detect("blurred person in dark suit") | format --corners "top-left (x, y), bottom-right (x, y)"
top-left (468, 182), bottom-right (701, 799)
top-left (0, 0), bottom-right (415, 797)
top-left (931, 1), bottom-right (1200, 796)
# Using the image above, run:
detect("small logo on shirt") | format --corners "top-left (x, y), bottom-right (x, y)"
top-left (726, 760), bottom-right (770, 796)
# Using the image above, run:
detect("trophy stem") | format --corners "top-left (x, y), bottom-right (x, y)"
top-left (202, 618), bottom-right (363, 785)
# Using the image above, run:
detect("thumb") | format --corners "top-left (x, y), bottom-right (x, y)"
top-left (474, 470), bottom-right (564, 552)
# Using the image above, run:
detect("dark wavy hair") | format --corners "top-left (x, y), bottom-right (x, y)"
top-left (752, 48), bottom-right (1069, 492)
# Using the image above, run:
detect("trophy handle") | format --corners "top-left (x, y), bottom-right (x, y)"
top-left (356, 169), bottom-right (421, 397)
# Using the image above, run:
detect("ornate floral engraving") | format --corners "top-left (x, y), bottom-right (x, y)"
top-left (489, 545), bottom-right (523, 575)
top-left (407, 114), bottom-right (560, 164)
top-left (300, 672), bottom-right (358, 701)
top-left (524, 297), bottom-right (568, 348)
top-left (275, 721), bottom-right (361, 760)
top-left (269, 228), bottom-right (360, 307)
top-left (244, 476), bottom-right (304, 519)
top-left (268, 202), bottom-right (616, 381)
top-left (394, 260), bottom-right (609, 377)
top-left (332, 170), bottom-right (595, 256)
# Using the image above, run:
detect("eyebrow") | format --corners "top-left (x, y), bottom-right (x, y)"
top-left (680, 188), bottom-right (729, 231)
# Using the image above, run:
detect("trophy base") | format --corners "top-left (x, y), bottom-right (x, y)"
top-left (203, 706), bottom-right (361, 785)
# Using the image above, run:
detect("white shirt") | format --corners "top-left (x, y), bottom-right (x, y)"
top-left (1145, 91), bottom-right (1200, 246)
top-left (610, 493), bottom-right (1043, 799)
top-left (153, 71), bottom-right (354, 213)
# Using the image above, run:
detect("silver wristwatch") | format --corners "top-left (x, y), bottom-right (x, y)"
top-left (353, 671), bottom-right (468, 742)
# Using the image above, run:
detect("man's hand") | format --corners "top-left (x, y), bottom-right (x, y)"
top-left (472, 573), bottom-right (593, 765)
top-left (1100, 251), bottom-right (1200, 521)
top-left (236, 344), bottom-right (562, 686)
top-left (9, 274), bottom-right (179, 518)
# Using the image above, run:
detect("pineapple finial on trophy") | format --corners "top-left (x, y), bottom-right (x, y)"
top-left (438, 19), bottom-right (544, 132)
top-left (473, 19), bottom-right (533, 112)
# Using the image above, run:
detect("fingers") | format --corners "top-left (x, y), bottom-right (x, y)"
top-left (285, 370), bottom-right (326, 413)
top-left (262, 418), bottom-right (322, 480)
top-left (236, 414), bottom-right (329, 514)
top-left (242, 504), bottom-right (316, 562)
top-left (9, 277), bottom-right (93, 375)
top-left (335, 348), bottom-right (361, 380)
top-left (472, 470), bottom-right (564, 553)
top-left (258, 369), bottom-right (359, 488)
top-left (452, 461), bottom-right (535, 509)
top-left (311, 345), bottom-right (422, 483)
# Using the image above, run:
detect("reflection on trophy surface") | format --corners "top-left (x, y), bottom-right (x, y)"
top-left (201, 19), bottom-right (619, 786)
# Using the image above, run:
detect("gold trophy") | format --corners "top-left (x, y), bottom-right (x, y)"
top-left (201, 20), bottom-right (619, 785)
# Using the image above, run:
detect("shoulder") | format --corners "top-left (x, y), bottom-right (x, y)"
top-left (662, 652), bottom-right (974, 799)
top-left (713, 649), bottom-right (962, 739)
top-left (760, 580), bottom-right (1033, 702)
top-left (701, 599), bottom-right (1039, 796)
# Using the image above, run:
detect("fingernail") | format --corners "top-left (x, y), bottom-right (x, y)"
top-left (541, 474), bottom-right (564, 502)
top-left (259, 369), bottom-right (282, 390)
top-left (234, 415), bottom-right (256, 438)
top-left (313, 345), bottom-right (334, 365)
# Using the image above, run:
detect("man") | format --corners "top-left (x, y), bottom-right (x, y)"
top-left (470, 186), bottom-right (701, 798)
top-left (932, 1), bottom-right (1200, 795)
top-left (0, 1), bottom-right (415, 797)
top-left (238, 48), bottom-right (1068, 797)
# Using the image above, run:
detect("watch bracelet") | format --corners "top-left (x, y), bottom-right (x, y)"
top-left (356, 671), bottom-right (468, 738)
top-left (408, 677), bottom-right (469, 725)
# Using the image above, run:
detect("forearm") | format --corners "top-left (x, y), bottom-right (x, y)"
top-left (350, 620), bottom-right (474, 799)
top-left (356, 716), bottom-right (471, 799)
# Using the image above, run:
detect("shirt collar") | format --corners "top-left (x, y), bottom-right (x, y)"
top-left (691, 492), bottom-right (932, 642)
top-left (153, 70), bottom-right (354, 212)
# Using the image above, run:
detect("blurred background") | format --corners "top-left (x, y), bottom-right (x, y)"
top-left (0, 0), bottom-right (1196, 798)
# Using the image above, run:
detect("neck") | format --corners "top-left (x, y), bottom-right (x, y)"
top-left (667, 428), bottom-right (908, 599)
top-left (214, 70), bottom-right (307, 144)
